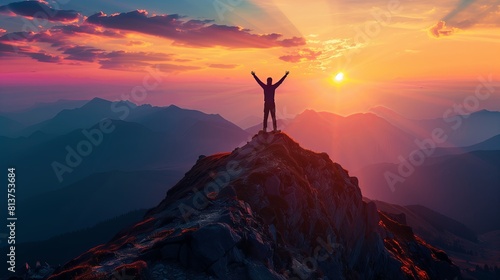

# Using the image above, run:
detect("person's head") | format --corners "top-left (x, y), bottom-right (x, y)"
top-left (267, 77), bottom-right (272, 85)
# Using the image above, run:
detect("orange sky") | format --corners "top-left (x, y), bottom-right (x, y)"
top-left (0, 0), bottom-right (499, 122)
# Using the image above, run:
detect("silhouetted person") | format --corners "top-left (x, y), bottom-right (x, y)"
top-left (251, 70), bottom-right (289, 132)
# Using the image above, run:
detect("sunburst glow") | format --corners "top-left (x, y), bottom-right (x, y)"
top-left (334, 72), bottom-right (344, 82)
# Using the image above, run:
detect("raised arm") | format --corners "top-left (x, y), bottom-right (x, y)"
top-left (274, 71), bottom-right (289, 88)
top-left (251, 71), bottom-right (265, 88)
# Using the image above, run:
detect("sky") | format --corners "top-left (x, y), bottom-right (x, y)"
top-left (0, 0), bottom-right (499, 124)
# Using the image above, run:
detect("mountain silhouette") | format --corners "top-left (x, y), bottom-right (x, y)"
top-left (369, 200), bottom-right (477, 243)
top-left (1, 101), bottom-right (250, 243)
top-left (20, 98), bottom-right (139, 136)
top-left (1, 99), bottom-right (88, 129)
top-left (432, 133), bottom-right (500, 156)
top-left (282, 110), bottom-right (417, 171)
top-left (0, 114), bottom-right (24, 137)
top-left (358, 150), bottom-right (500, 233)
top-left (370, 107), bottom-right (500, 147)
top-left (1, 105), bottom-right (249, 198)
top-left (16, 170), bottom-right (183, 242)
top-left (47, 132), bottom-right (460, 279)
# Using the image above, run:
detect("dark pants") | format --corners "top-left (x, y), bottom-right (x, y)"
top-left (263, 101), bottom-right (277, 131)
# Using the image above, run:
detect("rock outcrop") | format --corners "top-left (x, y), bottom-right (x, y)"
top-left (48, 132), bottom-right (461, 280)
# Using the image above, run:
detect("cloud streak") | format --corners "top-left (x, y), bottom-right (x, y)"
top-left (86, 10), bottom-right (305, 48)
top-left (208, 63), bottom-right (239, 69)
top-left (279, 48), bottom-right (321, 63)
top-left (0, 1), bottom-right (81, 22)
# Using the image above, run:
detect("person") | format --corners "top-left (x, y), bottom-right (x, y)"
top-left (251, 70), bottom-right (289, 132)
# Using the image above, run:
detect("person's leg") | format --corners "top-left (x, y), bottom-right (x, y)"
top-left (271, 107), bottom-right (277, 131)
top-left (263, 104), bottom-right (269, 132)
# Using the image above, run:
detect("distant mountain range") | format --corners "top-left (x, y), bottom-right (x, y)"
top-left (370, 200), bottom-right (500, 273)
top-left (432, 134), bottom-right (500, 156)
top-left (16, 170), bottom-right (183, 242)
top-left (1, 98), bottom-right (251, 242)
top-left (0, 99), bottom-right (88, 130)
top-left (283, 110), bottom-right (418, 171)
top-left (370, 106), bottom-right (500, 147)
top-left (368, 199), bottom-right (478, 243)
top-left (1, 98), bottom-right (249, 197)
top-left (358, 150), bottom-right (500, 233)
top-left (2, 99), bottom-right (499, 260)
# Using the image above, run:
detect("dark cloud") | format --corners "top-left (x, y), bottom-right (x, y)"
top-left (208, 63), bottom-right (238, 69)
top-left (87, 10), bottom-right (305, 48)
top-left (51, 24), bottom-right (124, 37)
top-left (0, 1), bottom-right (81, 22)
top-left (0, 24), bottom-right (123, 49)
top-left (101, 50), bottom-right (173, 61)
top-left (0, 40), bottom-right (61, 62)
top-left (26, 51), bottom-right (62, 62)
top-left (61, 45), bottom-right (104, 62)
top-left (0, 30), bottom-right (194, 71)
top-left (428, 21), bottom-right (455, 38)
top-left (0, 31), bottom-right (31, 42)
top-left (279, 49), bottom-right (322, 63)
top-left (0, 41), bottom-right (19, 55)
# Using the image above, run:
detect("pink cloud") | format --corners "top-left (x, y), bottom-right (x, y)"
top-left (87, 10), bottom-right (305, 49)
top-left (428, 21), bottom-right (456, 38)
top-left (279, 48), bottom-right (322, 63)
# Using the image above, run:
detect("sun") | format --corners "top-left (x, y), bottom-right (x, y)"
top-left (334, 72), bottom-right (344, 83)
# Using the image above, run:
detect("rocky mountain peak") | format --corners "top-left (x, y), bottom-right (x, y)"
top-left (48, 132), bottom-right (460, 280)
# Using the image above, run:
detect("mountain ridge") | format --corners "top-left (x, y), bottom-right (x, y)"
top-left (47, 132), bottom-right (461, 280)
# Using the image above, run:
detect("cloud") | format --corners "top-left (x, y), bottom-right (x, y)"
top-left (98, 51), bottom-right (178, 71)
top-left (0, 40), bottom-right (62, 62)
top-left (279, 48), bottom-right (322, 63)
top-left (429, 0), bottom-right (500, 37)
top-left (86, 10), bottom-right (305, 48)
top-left (428, 21), bottom-right (456, 38)
top-left (208, 63), bottom-right (238, 69)
top-left (26, 51), bottom-right (62, 62)
top-left (0, 29), bottom-right (196, 71)
top-left (0, 41), bottom-right (20, 56)
top-left (157, 63), bottom-right (200, 73)
top-left (0, 1), bottom-right (81, 22)
top-left (0, 23), bottom-right (123, 50)
top-left (61, 45), bottom-right (104, 62)
top-left (51, 24), bottom-right (124, 38)
top-left (126, 40), bottom-right (146, 46)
